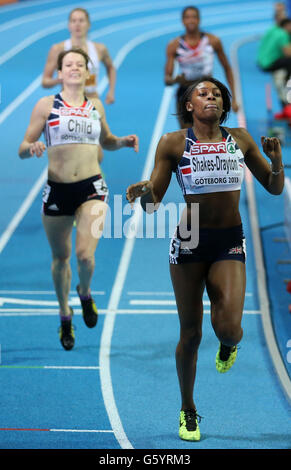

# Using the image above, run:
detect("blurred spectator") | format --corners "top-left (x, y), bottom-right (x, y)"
top-left (257, 17), bottom-right (291, 119)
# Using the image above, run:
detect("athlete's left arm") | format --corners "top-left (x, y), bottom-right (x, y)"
top-left (97, 43), bottom-right (116, 104)
top-left (210, 34), bottom-right (239, 112)
top-left (94, 98), bottom-right (138, 152)
top-left (233, 127), bottom-right (284, 195)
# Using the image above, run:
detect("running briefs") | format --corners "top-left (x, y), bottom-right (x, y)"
top-left (42, 174), bottom-right (109, 216)
top-left (169, 224), bottom-right (246, 265)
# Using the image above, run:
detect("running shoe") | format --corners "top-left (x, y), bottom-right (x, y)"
top-left (76, 285), bottom-right (98, 328)
top-left (59, 308), bottom-right (75, 350)
top-left (179, 409), bottom-right (201, 441)
top-left (216, 343), bottom-right (237, 373)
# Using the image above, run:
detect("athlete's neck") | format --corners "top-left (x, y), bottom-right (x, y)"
top-left (192, 122), bottom-right (222, 142)
top-left (61, 88), bottom-right (86, 107)
top-left (184, 30), bottom-right (201, 42)
top-left (70, 35), bottom-right (87, 50)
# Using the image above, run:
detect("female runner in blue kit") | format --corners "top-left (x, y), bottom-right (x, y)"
top-left (126, 77), bottom-right (284, 441)
top-left (19, 48), bottom-right (138, 351)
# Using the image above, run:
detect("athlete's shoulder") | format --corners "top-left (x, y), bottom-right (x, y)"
top-left (49, 41), bottom-right (65, 55)
top-left (89, 96), bottom-right (104, 115)
top-left (162, 129), bottom-right (186, 141)
top-left (224, 126), bottom-right (254, 153)
top-left (94, 42), bottom-right (106, 51)
top-left (159, 129), bottom-right (186, 151)
top-left (38, 95), bottom-right (55, 108)
top-left (31, 95), bottom-right (54, 120)
top-left (204, 32), bottom-right (222, 47)
top-left (224, 126), bottom-right (249, 138)
top-left (167, 36), bottom-right (181, 51)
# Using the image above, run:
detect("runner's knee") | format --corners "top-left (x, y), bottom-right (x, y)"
top-left (179, 326), bottom-right (202, 352)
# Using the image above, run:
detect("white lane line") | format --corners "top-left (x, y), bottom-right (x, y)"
top-left (0, 309), bottom-right (261, 315)
top-left (99, 82), bottom-right (175, 450)
top-left (127, 290), bottom-right (253, 296)
top-left (0, 296), bottom-right (82, 306)
top-left (0, 166), bottom-right (47, 255)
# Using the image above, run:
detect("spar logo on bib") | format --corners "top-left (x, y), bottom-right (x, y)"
top-left (227, 142), bottom-right (236, 154)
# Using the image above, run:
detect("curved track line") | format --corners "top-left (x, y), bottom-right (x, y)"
top-left (0, 1), bottom-right (270, 66)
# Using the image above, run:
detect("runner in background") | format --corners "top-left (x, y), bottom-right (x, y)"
top-left (164, 6), bottom-right (239, 128)
top-left (42, 7), bottom-right (116, 162)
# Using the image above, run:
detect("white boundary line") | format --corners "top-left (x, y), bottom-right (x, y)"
top-left (231, 35), bottom-right (291, 405)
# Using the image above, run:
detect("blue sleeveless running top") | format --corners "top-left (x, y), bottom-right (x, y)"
top-left (176, 127), bottom-right (245, 195)
top-left (44, 93), bottom-right (101, 147)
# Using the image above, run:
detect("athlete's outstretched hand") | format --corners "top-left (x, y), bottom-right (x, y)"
top-left (126, 180), bottom-right (153, 205)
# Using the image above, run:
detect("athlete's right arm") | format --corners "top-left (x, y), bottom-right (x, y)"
top-left (164, 39), bottom-right (189, 86)
top-left (126, 132), bottom-right (182, 213)
top-left (42, 44), bottom-right (63, 88)
top-left (164, 40), bottom-right (177, 85)
top-left (18, 97), bottom-right (50, 159)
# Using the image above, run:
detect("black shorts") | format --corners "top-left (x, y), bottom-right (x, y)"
top-left (42, 174), bottom-right (109, 216)
top-left (169, 224), bottom-right (246, 265)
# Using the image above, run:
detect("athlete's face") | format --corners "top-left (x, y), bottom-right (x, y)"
top-left (58, 52), bottom-right (89, 86)
top-left (182, 9), bottom-right (200, 33)
top-left (186, 81), bottom-right (224, 121)
top-left (68, 11), bottom-right (90, 38)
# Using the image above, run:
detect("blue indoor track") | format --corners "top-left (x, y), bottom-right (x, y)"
top-left (0, 0), bottom-right (290, 453)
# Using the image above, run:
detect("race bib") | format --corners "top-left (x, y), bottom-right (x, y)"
top-left (190, 141), bottom-right (242, 189)
top-left (58, 108), bottom-right (100, 143)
